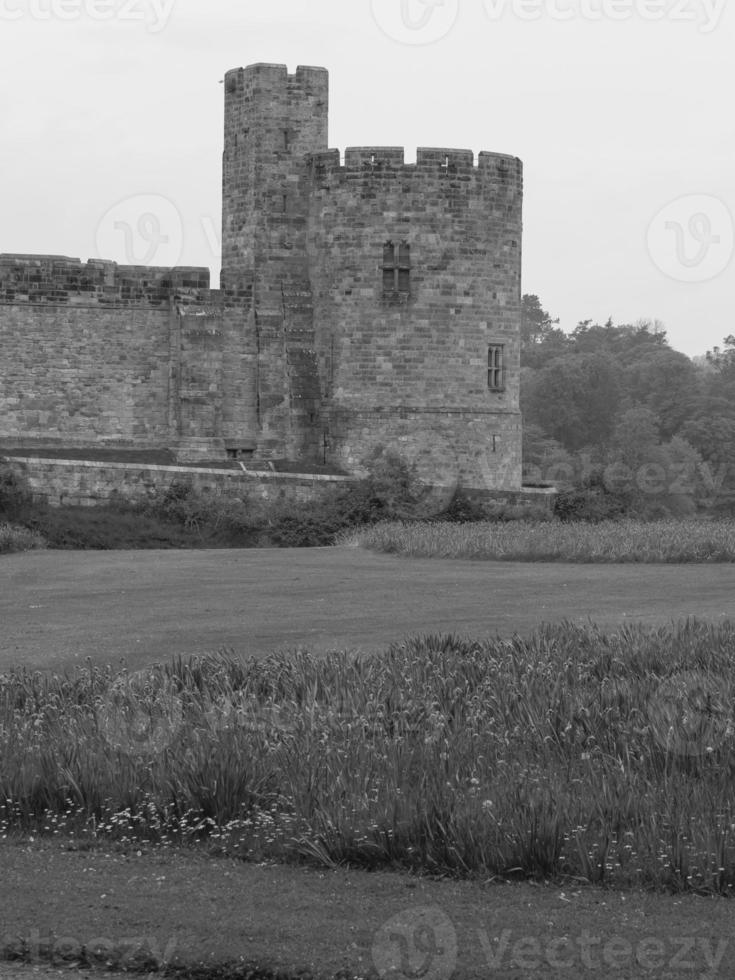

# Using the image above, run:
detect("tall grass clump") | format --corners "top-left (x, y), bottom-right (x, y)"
top-left (3, 620), bottom-right (735, 893)
top-left (0, 522), bottom-right (45, 554)
top-left (341, 518), bottom-right (735, 562)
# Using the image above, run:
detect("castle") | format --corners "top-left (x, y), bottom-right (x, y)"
top-left (0, 63), bottom-right (523, 493)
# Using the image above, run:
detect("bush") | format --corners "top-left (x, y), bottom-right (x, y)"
top-left (0, 462), bottom-right (33, 519)
top-left (554, 471), bottom-right (630, 523)
top-left (0, 522), bottom-right (45, 554)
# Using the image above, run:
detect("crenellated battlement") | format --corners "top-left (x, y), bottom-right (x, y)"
top-left (0, 254), bottom-right (215, 307)
top-left (0, 59), bottom-right (523, 491)
top-left (306, 147), bottom-right (522, 186)
top-left (224, 62), bottom-right (328, 96)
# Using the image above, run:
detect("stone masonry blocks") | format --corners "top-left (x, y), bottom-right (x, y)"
top-left (0, 62), bottom-right (523, 492)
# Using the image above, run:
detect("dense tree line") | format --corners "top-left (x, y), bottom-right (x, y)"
top-left (520, 294), bottom-right (735, 516)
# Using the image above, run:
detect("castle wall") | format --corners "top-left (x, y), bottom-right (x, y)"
top-left (0, 255), bottom-right (257, 453)
top-left (1, 63), bottom-right (524, 496)
top-left (0, 302), bottom-right (171, 444)
top-left (4, 455), bottom-right (351, 508)
top-left (305, 147), bottom-right (523, 490)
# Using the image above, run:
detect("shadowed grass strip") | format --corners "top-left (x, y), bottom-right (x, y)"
top-left (2, 619), bottom-right (735, 893)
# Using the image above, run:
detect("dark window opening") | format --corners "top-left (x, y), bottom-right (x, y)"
top-left (488, 344), bottom-right (505, 391)
top-left (382, 241), bottom-right (411, 295)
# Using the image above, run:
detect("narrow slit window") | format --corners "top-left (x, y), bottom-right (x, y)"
top-left (382, 241), bottom-right (411, 295)
top-left (488, 344), bottom-right (505, 390)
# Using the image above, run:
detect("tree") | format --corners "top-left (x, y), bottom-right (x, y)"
top-left (521, 294), bottom-right (559, 346)
top-left (522, 352), bottom-right (621, 451)
top-left (679, 416), bottom-right (735, 496)
top-left (622, 347), bottom-right (700, 438)
top-left (520, 295), bottom-right (566, 368)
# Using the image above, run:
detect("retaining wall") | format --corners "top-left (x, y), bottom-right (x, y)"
top-left (4, 456), bottom-right (351, 508)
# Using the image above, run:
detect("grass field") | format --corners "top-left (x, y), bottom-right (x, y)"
top-left (4, 548), bottom-right (735, 674)
top-left (344, 519), bottom-right (735, 562)
top-left (4, 542), bottom-right (735, 979)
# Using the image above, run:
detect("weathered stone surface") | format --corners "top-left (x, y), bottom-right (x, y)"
top-left (4, 456), bottom-right (351, 508)
top-left (0, 62), bottom-right (523, 493)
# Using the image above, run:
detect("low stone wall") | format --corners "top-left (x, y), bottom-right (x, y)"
top-left (462, 485), bottom-right (558, 514)
top-left (3, 456), bottom-right (352, 508)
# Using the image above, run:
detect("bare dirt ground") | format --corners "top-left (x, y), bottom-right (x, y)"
top-left (2, 547), bottom-right (735, 674)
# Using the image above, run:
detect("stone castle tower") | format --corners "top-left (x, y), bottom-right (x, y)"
top-left (0, 62), bottom-right (523, 493)
top-left (220, 62), bottom-right (523, 491)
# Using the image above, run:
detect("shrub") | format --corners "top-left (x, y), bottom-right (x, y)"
top-left (0, 522), bottom-right (45, 554)
top-left (0, 461), bottom-right (33, 519)
top-left (554, 470), bottom-right (630, 523)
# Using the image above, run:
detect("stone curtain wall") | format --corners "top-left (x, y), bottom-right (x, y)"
top-left (4, 456), bottom-right (350, 508)
top-left (0, 256), bottom-right (256, 454)
top-left (305, 148), bottom-right (523, 490)
top-left (1, 63), bottom-right (524, 495)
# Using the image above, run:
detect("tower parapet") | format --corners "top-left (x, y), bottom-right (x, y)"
top-left (307, 146), bottom-right (522, 182)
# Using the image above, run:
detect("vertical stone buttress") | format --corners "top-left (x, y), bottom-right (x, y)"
top-left (221, 63), bottom-right (328, 461)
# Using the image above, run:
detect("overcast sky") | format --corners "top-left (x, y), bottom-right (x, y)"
top-left (1, 0), bottom-right (732, 357)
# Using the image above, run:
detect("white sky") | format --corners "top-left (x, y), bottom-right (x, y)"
top-left (0, 0), bottom-right (732, 357)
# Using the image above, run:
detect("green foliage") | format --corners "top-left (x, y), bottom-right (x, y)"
top-left (6, 453), bottom-right (420, 550)
top-left (0, 461), bottom-right (33, 519)
top-left (520, 297), bottom-right (735, 517)
top-left (0, 522), bottom-right (46, 554)
top-left (553, 483), bottom-right (628, 523)
top-left (5, 621), bottom-right (735, 892)
top-left (523, 351), bottom-right (621, 450)
top-left (22, 504), bottom-right (196, 550)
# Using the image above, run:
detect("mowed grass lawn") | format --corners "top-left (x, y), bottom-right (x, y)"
top-left (3, 546), bottom-right (735, 674)
top-left (3, 539), bottom-right (735, 979)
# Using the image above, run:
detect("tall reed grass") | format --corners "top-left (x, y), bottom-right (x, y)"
top-left (340, 519), bottom-right (735, 562)
top-left (2, 621), bottom-right (735, 893)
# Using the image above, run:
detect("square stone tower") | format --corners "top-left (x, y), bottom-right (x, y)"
top-left (220, 62), bottom-right (524, 493)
